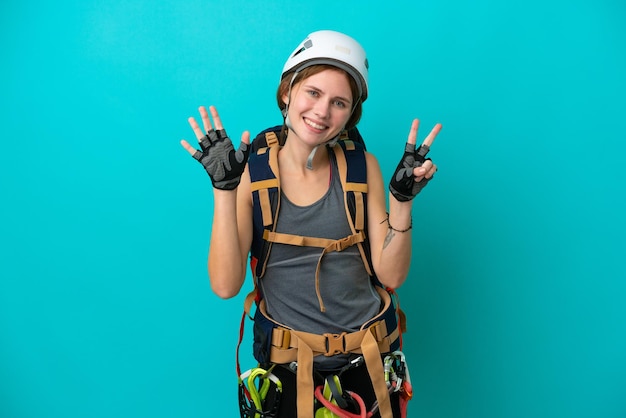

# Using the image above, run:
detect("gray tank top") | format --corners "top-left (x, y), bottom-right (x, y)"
top-left (259, 152), bottom-right (381, 368)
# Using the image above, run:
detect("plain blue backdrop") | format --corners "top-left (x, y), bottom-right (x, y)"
top-left (1, 1), bottom-right (625, 417)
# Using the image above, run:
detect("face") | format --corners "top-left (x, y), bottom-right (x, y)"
top-left (282, 68), bottom-right (353, 147)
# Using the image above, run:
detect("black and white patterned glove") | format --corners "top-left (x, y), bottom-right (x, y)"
top-left (193, 128), bottom-right (250, 190)
top-left (389, 143), bottom-right (432, 202)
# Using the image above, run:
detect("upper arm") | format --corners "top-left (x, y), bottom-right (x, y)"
top-left (236, 164), bottom-right (254, 270)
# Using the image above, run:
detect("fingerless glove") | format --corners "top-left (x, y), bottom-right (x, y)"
top-left (193, 129), bottom-right (250, 190)
top-left (389, 143), bottom-right (432, 202)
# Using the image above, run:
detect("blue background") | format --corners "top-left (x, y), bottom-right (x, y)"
top-left (1, 1), bottom-right (625, 417)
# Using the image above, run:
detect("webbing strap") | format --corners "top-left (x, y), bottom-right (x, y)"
top-left (267, 323), bottom-right (398, 363)
top-left (313, 233), bottom-right (366, 312)
top-left (362, 331), bottom-right (393, 417)
top-left (265, 131), bottom-right (279, 147)
top-left (263, 229), bottom-right (366, 312)
top-left (251, 145), bottom-right (282, 277)
top-left (262, 230), bottom-right (365, 251)
top-left (243, 288), bottom-right (257, 318)
top-left (296, 338), bottom-right (314, 417)
top-left (250, 178), bottom-right (279, 192)
top-left (264, 287), bottom-right (399, 362)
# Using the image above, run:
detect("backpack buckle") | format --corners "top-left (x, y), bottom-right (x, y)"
top-left (323, 332), bottom-right (347, 356)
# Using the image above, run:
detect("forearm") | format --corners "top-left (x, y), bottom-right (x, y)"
top-left (375, 196), bottom-right (414, 289)
top-left (207, 189), bottom-right (247, 298)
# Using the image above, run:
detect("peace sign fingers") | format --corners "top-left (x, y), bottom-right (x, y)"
top-left (406, 119), bottom-right (442, 158)
top-left (421, 122), bottom-right (442, 149)
top-left (389, 118), bottom-right (443, 202)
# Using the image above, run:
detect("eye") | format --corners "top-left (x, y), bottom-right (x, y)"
top-left (307, 89), bottom-right (320, 97)
top-left (333, 99), bottom-right (348, 108)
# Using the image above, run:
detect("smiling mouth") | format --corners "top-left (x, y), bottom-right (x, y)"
top-left (304, 118), bottom-right (327, 131)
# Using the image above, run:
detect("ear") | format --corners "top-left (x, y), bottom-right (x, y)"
top-left (281, 93), bottom-right (289, 107)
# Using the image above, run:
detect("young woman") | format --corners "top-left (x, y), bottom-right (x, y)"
top-left (181, 30), bottom-right (441, 418)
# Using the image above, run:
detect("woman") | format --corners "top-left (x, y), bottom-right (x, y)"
top-left (181, 30), bottom-right (441, 418)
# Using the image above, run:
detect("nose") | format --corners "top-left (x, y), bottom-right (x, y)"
top-left (313, 99), bottom-right (330, 119)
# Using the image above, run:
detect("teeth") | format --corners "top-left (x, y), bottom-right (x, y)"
top-left (305, 118), bottom-right (326, 130)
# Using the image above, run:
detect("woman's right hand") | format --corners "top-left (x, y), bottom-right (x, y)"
top-left (180, 105), bottom-right (251, 190)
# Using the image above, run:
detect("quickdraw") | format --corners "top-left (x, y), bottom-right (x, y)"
top-left (384, 351), bottom-right (412, 398)
top-left (238, 367), bottom-right (283, 418)
top-left (383, 351), bottom-right (412, 418)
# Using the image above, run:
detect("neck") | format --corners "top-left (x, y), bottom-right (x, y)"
top-left (280, 139), bottom-right (329, 174)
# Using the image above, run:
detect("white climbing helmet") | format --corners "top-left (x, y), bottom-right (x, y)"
top-left (281, 30), bottom-right (369, 102)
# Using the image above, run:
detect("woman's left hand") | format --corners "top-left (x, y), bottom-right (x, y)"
top-left (389, 119), bottom-right (441, 202)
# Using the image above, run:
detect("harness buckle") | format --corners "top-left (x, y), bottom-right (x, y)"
top-left (332, 237), bottom-right (351, 252)
top-left (323, 332), bottom-right (348, 356)
top-left (274, 328), bottom-right (291, 350)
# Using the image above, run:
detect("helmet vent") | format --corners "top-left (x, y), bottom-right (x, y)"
top-left (291, 39), bottom-right (313, 58)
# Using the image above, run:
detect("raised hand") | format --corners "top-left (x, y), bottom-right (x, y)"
top-left (389, 119), bottom-right (441, 202)
top-left (180, 106), bottom-right (251, 190)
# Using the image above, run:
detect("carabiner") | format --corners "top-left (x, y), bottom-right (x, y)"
top-left (238, 367), bottom-right (283, 418)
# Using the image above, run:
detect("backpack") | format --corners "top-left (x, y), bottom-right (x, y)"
top-left (237, 125), bottom-right (406, 418)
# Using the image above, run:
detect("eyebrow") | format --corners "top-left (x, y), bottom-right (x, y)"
top-left (303, 84), bottom-right (352, 105)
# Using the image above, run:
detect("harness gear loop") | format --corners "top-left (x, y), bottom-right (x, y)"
top-left (238, 367), bottom-right (283, 418)
top-left (383, 351), bottom-right (412, 418)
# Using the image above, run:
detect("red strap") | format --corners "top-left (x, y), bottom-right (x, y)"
top-left (236, 310), bottom-right (252, 402)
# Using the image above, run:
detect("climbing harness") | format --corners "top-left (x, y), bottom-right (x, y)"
top-left (238, 366), bottom-right (283, 418)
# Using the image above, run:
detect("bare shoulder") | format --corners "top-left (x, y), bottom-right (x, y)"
top-left (364, 151), bottom-right (383, 186)
top-left (237, 164), bottom-right (253, 206)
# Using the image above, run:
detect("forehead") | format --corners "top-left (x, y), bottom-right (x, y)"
top-left (300, 68), bottom-right (352, 95)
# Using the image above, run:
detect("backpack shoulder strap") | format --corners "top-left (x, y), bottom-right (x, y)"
top-left (332, 139), bottom-right (375, 277)
top-left (250, 125), bottom-right (285, 153)
top-left (249, 133), bottom-right (281, 279)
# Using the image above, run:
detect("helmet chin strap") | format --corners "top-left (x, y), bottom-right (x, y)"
top-left (282, 71), bottom-right (299, 138)
top-left (284, 105), bottom-right (341, 170)
top-left (305, 133), bottom-right (341, 170)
